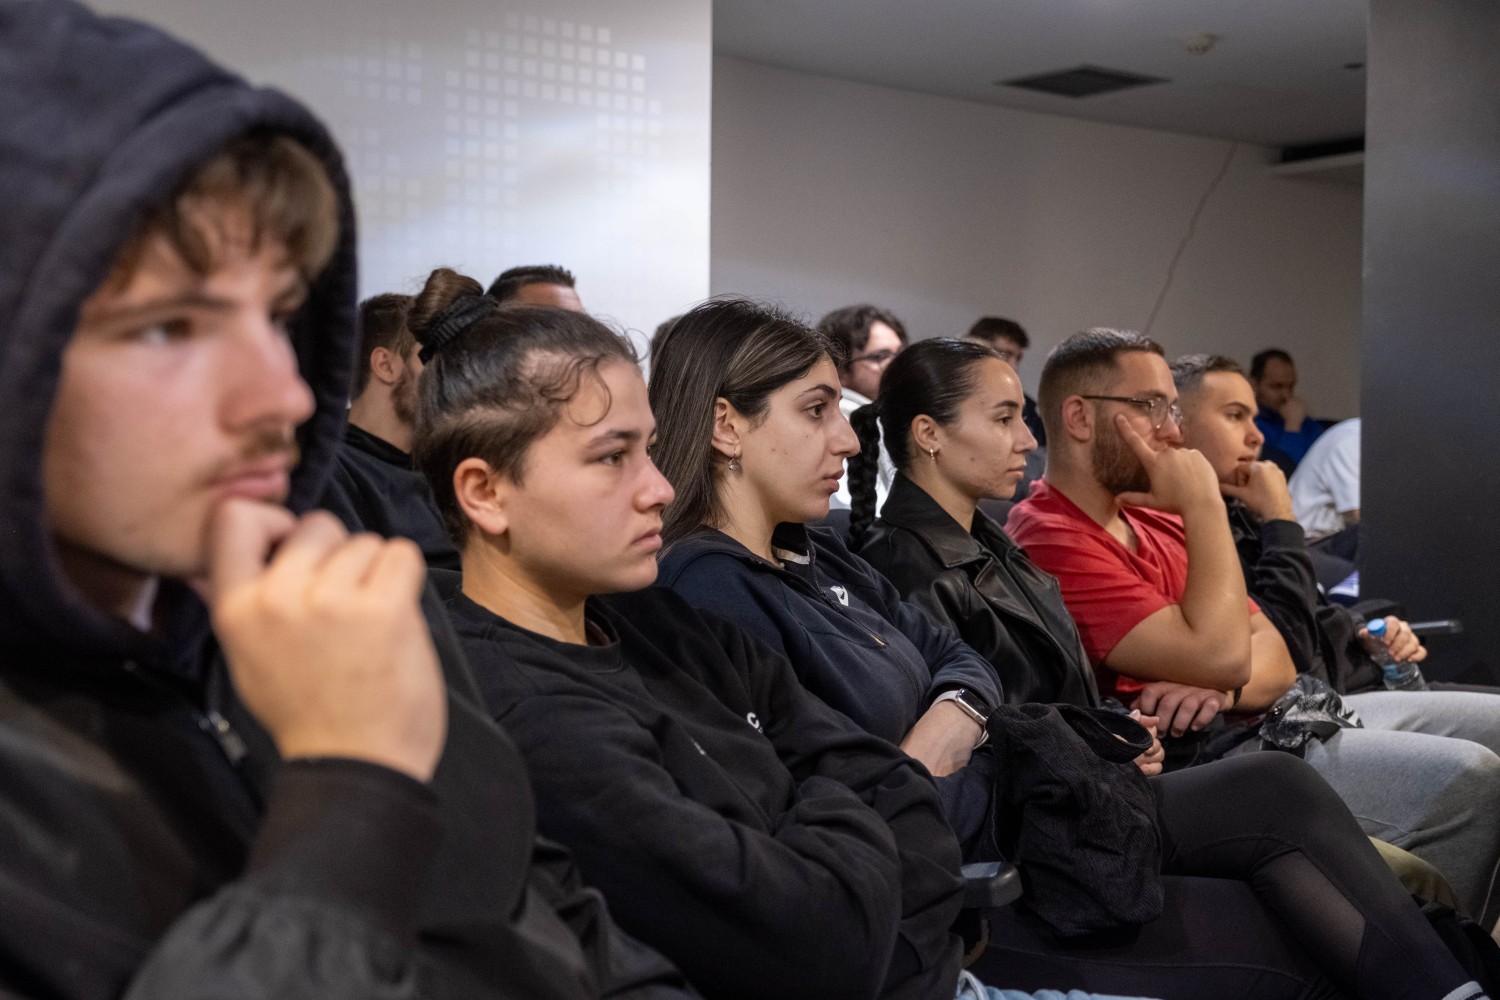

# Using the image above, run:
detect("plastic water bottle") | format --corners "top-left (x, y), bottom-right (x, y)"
top-left (1366, 618), bottom-right (1428, 691)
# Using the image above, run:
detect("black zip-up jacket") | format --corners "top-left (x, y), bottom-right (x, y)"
top-left (1226, 500), bottom-right (1383, 695)
top-left (862, 479), bottom-right (1259, 770)
top-left (856, 476), bottom-right (1100, 709)
top-left (448, 587), bottom-right (965, 1000)
top-left (0, 5), bottom-right (693, 997)
top-left (656, 523), bottom-right (1002, 746)
top-left (321, 423), bottom-right (460, 570)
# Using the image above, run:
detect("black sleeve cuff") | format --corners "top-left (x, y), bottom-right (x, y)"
top-left (246, 758), bottom-right (442, 943)
top-left (1259, 518), bottom-right (1307, 550)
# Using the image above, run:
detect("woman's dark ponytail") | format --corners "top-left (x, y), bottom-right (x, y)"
top-left (847, 403), bottom-right (883, 548)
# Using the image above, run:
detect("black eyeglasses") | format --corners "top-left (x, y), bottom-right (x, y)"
top-left (1081, 394), bottom-right (1184, 430)
top-left (851, 349), bottom-right (899, 367)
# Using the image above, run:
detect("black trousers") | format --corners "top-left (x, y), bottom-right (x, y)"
top-left (970, 752), bottom-right (1478, 1000)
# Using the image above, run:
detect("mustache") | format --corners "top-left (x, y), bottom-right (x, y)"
top-left (205, 426), bottom-right (301, 481)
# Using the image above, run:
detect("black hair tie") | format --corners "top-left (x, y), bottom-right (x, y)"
top-left (418, 294), bottom-right (496, 363)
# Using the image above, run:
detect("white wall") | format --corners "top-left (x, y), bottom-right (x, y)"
top-left (94, 0), bottom-right (713, 349)
top-left (712, 57), bottom-right (1364, 417)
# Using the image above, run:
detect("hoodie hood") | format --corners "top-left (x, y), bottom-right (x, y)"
top-left (0, 1), bottom-right (358, 656)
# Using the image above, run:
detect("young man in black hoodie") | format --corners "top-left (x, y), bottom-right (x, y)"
top-left (0, 3), bottom-right (695, 998)
top-left (322, 293), bottom-right (460, 568)
top-left (1171, 354), bottom-right (1500, 751)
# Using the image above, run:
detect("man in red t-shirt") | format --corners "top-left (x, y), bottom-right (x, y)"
top-left (1007, 328), bottom-right (1500, 926)
top-left (1006, 329), bottom-right (1296, 736)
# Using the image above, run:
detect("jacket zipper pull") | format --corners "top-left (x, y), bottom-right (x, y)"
top-left (201, 710), bottom-right (249, 765)
top-left (814, 585), bottom-right (888, 647)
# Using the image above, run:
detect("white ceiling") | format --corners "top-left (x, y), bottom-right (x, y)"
top-left (713, 0), bottom-right (1368, 148)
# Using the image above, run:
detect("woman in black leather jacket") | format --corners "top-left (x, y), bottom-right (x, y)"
top-left (858, 467), bottom-right (1100, 711)
top-left (849, 343), bottom-right (1132, 716)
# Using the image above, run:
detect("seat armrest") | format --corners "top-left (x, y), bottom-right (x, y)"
top-left (960, 861), bottom-right (1022, 908)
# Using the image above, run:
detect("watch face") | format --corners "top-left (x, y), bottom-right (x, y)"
top-left (951, 692), bottom-right (989, 723)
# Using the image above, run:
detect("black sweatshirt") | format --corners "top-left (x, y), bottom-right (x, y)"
top-left (449, 587), bottom-right (966, 1000)
top-left (0, 5), bottom-right (693, 996)
top-left (321, 423), bottom-right (460, 570)
top-left (1226, 501), bottom-right (1383, 694)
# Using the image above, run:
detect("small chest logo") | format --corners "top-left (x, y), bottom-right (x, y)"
top-left (746, 712), bottom-right (763, 732)
top-left (829, 585), bottom-right (850, 606)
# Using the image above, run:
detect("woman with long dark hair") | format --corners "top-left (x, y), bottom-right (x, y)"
top-left (648, 301), bottom-right (1488, 1000)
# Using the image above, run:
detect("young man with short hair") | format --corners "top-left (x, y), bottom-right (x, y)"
top-left (1172, 353), bottom-right (1500, 731)
top-left (1007, 329), bottom-right (1500, 926)
top-left (487, 263), bottom-right (585, 311)
top-left (322, 292), bottom-right (458, 568)
top-left (0, 3), bottom-right (695, 996)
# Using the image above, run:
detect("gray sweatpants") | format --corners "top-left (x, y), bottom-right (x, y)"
top-left (1301, 690), bottom-right (1500, 927)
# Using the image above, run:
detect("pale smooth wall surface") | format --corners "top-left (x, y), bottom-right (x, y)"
top-left (95, 0), bottom-right (713, 349)
top-left (711, 56), bottom-right (1364, 417)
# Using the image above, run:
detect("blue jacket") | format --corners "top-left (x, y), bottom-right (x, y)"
top-left (1255, 409), bottom-right (1325, 467)
top-left (656, 523), bottom-right (1002, 748)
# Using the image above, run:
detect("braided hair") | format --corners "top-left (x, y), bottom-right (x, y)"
top-left (846, 403), bottom-right (884, 547)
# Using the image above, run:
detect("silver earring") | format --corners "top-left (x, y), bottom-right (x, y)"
top-left (728, 454), bottom-right (742, 473)
top-left (927, 447), bottom-right (938, 462)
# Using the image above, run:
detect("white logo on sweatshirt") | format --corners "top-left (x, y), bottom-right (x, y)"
top-left (829, 585), bottom-right (849, 606)
top-left (746, 712), bottom-right (762, 732)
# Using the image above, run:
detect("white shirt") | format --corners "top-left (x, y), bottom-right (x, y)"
top-left (830, 389), bottom-right (895, 513)
top-left (1290, 418), bottom-right (1361, 540)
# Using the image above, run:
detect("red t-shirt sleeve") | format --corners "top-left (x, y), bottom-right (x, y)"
top-left (1009, 512), bottom-right (1172, 667)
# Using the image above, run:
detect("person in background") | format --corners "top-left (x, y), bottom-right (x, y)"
top-left (1285, 415), bottom-right (1363, 585)
top-left (1249, 348), bottom-right (1324, 470)
top-left (487, 263), bottom-right (585, 311)
top-left (1289, 416), bottom-right (1361, 538)
top-left (321, 292), bottom-right (458, 568)
top-left (818, 303), bottom-right (907, 511)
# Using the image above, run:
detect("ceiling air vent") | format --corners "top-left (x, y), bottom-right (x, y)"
top-left (998, 65), bottom-right (1168, 99)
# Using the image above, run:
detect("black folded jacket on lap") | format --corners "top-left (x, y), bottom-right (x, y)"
top-left (985, 703), bottom-right (1163, 937)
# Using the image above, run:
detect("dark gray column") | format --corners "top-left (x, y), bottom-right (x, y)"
top-left (1364, 0), bottom-right (1500, 681)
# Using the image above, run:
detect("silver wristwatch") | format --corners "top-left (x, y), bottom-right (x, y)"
top-left (931, 688), bottom-right (992, 747)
